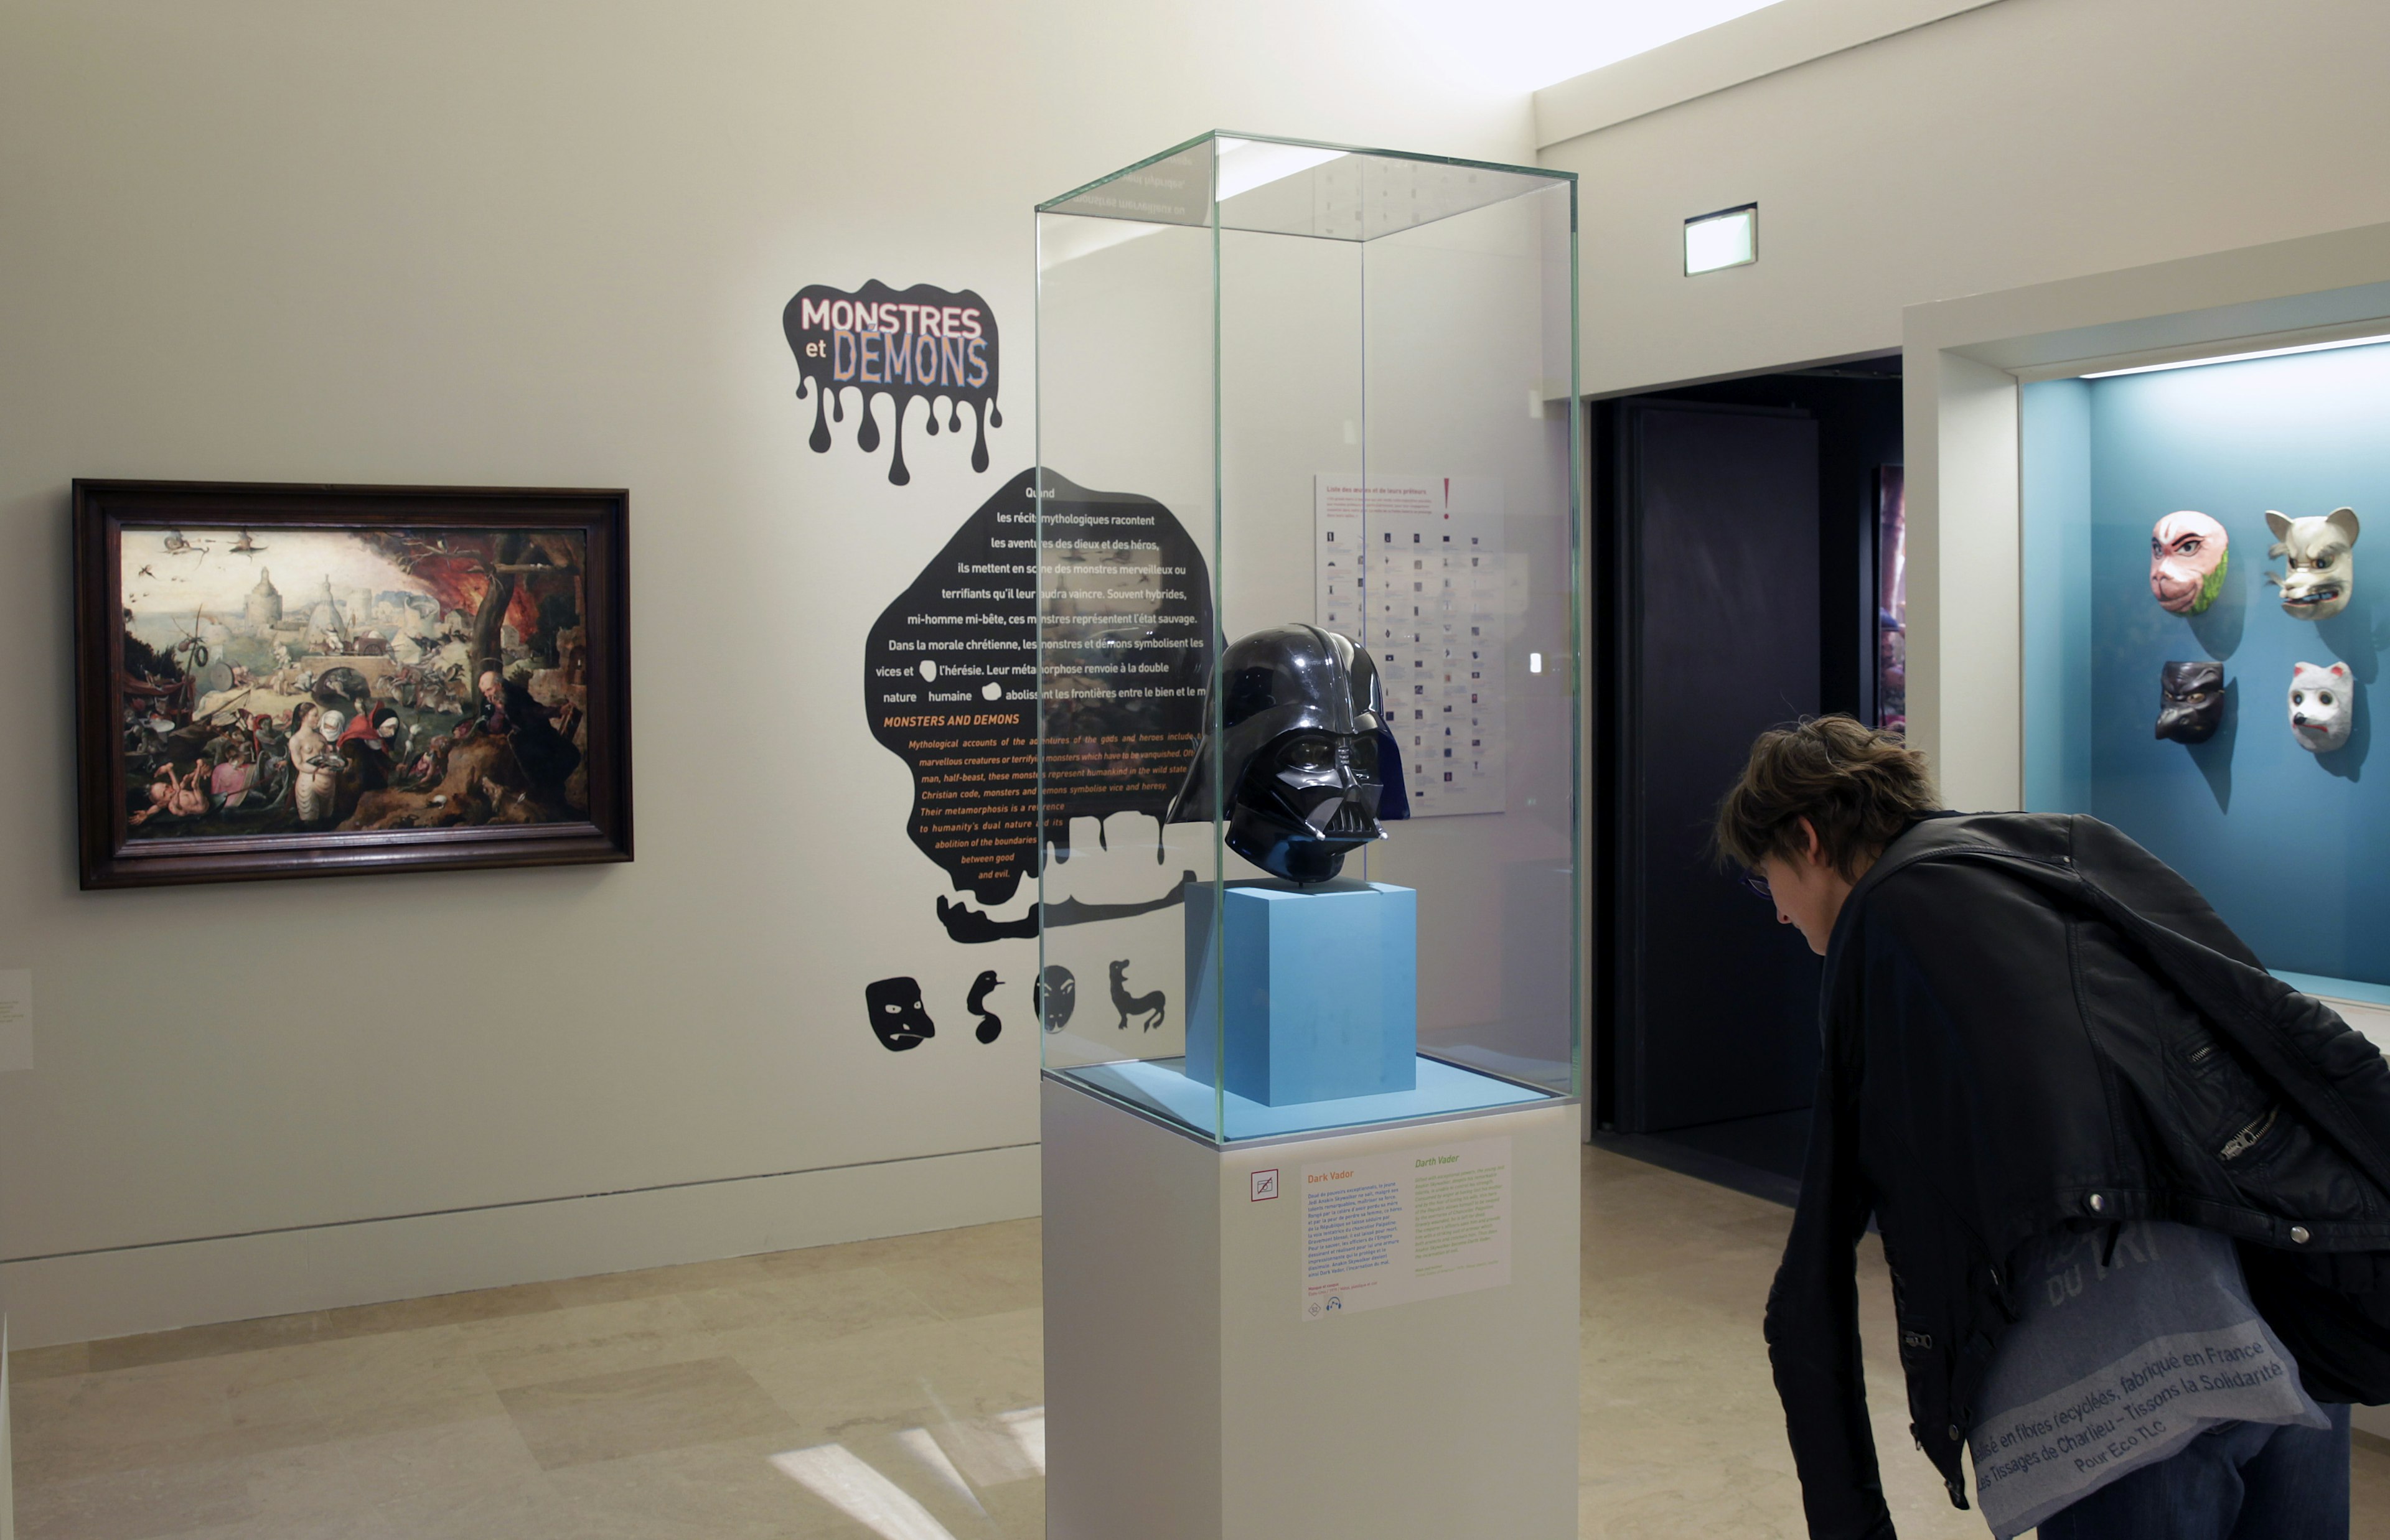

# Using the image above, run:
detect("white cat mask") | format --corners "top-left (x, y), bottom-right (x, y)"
top-left (2289, 660), bottom-right (2353, 753)
top-left (2267, 506), bottom-right (2359, 620)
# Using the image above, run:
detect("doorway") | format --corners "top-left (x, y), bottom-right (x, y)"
top-left (1590, 357), bottom-right (1903, 1200)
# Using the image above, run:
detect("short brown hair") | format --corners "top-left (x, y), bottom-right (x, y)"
top-left (1712, 715), bottom-right (1941, 878)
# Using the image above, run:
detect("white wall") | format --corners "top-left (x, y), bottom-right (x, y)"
top-left (0, 1), bottom-right (1538, 1346)
top-left (1542, 0), bottom-right (2390, 398)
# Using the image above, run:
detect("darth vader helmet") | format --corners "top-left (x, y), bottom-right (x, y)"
top-left (1168, 624), bottom-right (1394, 884)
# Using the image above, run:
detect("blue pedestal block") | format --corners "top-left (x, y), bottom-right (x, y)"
top-left (1183, 880), bottom-right (1417, 1106)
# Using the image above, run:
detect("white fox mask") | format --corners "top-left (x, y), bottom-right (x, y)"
top-left (2289, 660), bottom-right (2353, 753)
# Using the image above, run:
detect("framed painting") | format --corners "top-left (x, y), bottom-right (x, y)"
top-left (74, 480), bottom-right (632, 888)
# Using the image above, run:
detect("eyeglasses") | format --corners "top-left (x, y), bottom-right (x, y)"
top-left (1739, 870), bottom-right (1773, 902)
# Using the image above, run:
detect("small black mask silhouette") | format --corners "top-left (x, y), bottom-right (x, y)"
top-left (2155, 660), bottom-right (2224, 744)
top-left (1036, 964), bottom-right (1077, 1032)
top-left (865, 976), bottom-right (935, 1051)
top-left (1167, 624), bottom-right (1393, 884)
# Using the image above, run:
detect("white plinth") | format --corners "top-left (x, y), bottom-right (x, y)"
top-left (1041, 1075), bottom-right (1580, 1540)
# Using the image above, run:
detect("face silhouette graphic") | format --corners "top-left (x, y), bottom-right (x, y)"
top-left (2155, 660), bottom-right (2224, 744)
top-left (1036, 965), bottom-right (1077, 1032)
top-left (865, 976), bottom-right (935, 1051)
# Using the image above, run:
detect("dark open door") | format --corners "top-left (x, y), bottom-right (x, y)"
top-left (1599, 398), bottom-right (1824, 1134)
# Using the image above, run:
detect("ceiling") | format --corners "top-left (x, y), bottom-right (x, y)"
top-left (1380, 0), bottom-right (1786, 93)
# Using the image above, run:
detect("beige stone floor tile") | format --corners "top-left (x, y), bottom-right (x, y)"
top-left (244, 1470), bottom-right (576, 1540)
top-left (81, 1314), bottom-right (332, 1376)
top-left (838, 1419), bottom-right (1036, 1536)
top-left (975, 1480), bottom-right (1048, 1540)
top-left (6, 1342), bottom-right (91, 1383)
top-left (1584, 1244), bottom-right (1783, 1325)
top-left (1582, 1456), bottom-right (1808, 1540)
top-left (215, 1325), bottom-right (495, 1429)
top-left (459, 1292), bottom-right (719, 1393)
top-left (949, 1305), bottom-right (1043, 1383)
top-left (28, 1284), bottom-right (565, 1394)
top-left (13, 1455), bottom-right (256, 1540)
top-left (542, 1251), bottom-right (764, 1299)
top-left (237, 1412), bottom-right (548, 1530)
top-left (11, 1355), bottom-right (248, 1460)
top-left (757, 1220), bottom-right (1011, 1279)
top-left (545, 1253), bottom-right (777, 1309)
top-left (312, 1281), bottom-right (565, 1340)
top-left (731, 1315), bottom-right (1043, 1445)
top-left (869, 1218), bottom-right (1044, 1323)
top-left (498, 1356), bottom-right (801, 1470)
top-left (543, 1432), bottom-right (896, 1539)
top-left (673, 1262), bottom-right (948, 1343)
top-left (17, 1322), bottom-right (492, 1445)
top-left (752, 1231), bottom-right (954, 1287)
top-left (19, 1146), bottom-right (2390, 1539)
top-left (2355, 1435), bottom-right (2390, 1525)
top-left (11, 1333), bottom-right (504, 1488)
top-left (1711, 1209), bottom-right (1800, 1249)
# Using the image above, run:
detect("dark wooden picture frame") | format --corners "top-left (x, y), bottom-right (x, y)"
top-left (75, 480), bottom-right (632, 888)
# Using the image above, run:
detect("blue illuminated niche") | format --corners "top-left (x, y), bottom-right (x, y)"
top-left (2022, 342), bottom-right (2390, 987)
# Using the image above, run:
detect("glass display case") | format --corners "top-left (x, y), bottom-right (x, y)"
top-left (2020, 338), bottom-right (2390, 1000)
top-left (1033, 132), bottom-right (1580, 1144)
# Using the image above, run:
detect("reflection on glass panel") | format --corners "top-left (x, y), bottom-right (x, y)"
top-left (1037, 133), bottom-right (1580, 1143)
top-left (1877, 467), bottom-right (1907, 735)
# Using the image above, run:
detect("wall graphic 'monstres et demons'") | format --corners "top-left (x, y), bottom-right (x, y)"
top-left (783, 281), bottom-right (1001, 485)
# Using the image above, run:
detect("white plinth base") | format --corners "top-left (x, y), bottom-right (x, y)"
top-left (1041, 1076), bottom-right (1580, 1540)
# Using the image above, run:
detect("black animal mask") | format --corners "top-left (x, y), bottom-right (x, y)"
top-left (865, 976), bottom-right (934, 1051)
top-left (2155, 660), bottom-right (2224, 744)
top-left (1168, 624), bottom-right (1394, 884)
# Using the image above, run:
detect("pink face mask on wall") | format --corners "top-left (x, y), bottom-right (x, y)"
top-left (2150, 511), bottom-right (2230, 615)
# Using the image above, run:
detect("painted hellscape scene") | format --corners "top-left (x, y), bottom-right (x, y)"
top-left (117, 525), bottom-right (591, 838)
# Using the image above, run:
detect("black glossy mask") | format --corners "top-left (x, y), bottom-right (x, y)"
top-left (1168, 624), bottom-right (1392, 884)
top-left (2156, 660), bottom-right (2224, 744)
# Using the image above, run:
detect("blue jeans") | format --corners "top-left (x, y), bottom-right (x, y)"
top-left (2038, 1404), bottom-right (2351, 1540)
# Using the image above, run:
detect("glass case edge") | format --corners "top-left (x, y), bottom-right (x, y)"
top-left (1565, 176), bottom-right (1587, 1105)
top-left (1211, 129), bottom-right (1580, 183)
top-left (1033, 205), bottom-right (1052, 1078)
top-left (1034, 129), bottom-right (1221, 213)
top-left (1206, 171), bottom-right (1228, 1142)
top-left (1040, 1066), bottom-right (1578, 1153)
top-left (1037, 131), bottom-right (1578, 215)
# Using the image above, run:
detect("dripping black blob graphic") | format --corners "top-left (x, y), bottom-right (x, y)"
top-left (783, 281), bottom-right (1002, 486)
top-left (864, 468), bottom-right (1214, 917)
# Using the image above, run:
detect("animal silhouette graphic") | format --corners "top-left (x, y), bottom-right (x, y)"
top-left (1109, 959), bottom-right (1165, 1032)
top-left (967, 968), bottom-right (1003, 1043)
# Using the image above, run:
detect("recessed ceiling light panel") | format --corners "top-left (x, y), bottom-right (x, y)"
top-left (2080, 332), bottom-right (2390, 378)
top-left (1684, 203), bottom-right (1756, 276)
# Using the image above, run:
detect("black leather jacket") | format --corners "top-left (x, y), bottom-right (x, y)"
top-left (1767, 812), bottom-right (2390, 1539)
